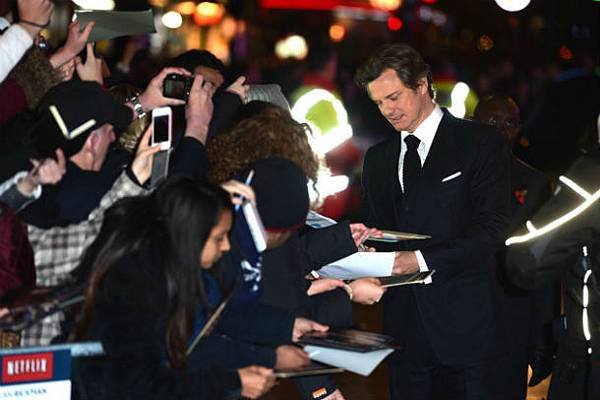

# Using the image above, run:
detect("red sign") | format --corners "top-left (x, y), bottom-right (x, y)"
top-left (2, 352), bottom-right (53, 384)
top-left (260, 0), bottom-right (378, 11)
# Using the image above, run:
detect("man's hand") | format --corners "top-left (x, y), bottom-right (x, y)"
top-left (349, 223), bottom-right (382, 250)
top-left (220, 180), bottom-right (255, 206)
top-left (184, 74), bottom-right (214, 144)
top-left (226, 76), bottom-right (249, 102)
top-left (18, 149), bottom-right (66, 196)
top-left (275, 345), bottom-right (310, 369)
top-left (75, 43), bottom-right (103, 85)
top-left (17, 0), bottom-right (54, 38)
top-left (392, 251), bottom-right (420, 275)
top-left (49, 21), bottom-right (94, 69)
top-left (136, 67), bottom-right (191, 113)
top-left (307, 278), bottom-right (346, 296)
top-left (130, 125), bottom-right (161, 184)
top-left (348, 278), bottom-right (386, 305)
top-left (292, 318), bottom-right (328, 342)
top-left (237, 366), bottom-right (275, 399)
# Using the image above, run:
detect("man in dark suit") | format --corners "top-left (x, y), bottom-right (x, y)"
top-left (354, 43), bottom-right (511, 399)
top-left (474, 96), bottom-right (554, 399)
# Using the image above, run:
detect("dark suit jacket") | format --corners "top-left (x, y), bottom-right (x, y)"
top-left (362, 110), bottom-right (511, 364)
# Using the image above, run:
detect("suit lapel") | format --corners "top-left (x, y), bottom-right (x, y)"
top-left (406, 111), bottom-right (459, 204)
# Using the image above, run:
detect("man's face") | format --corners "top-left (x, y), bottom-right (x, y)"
top-left (477, 106), bottom-right (520, 146)
top-left (194, 66), bottom-right (225, 91)
top-left (91, 123), bottom-right (116, 171)
top-left (367, 68), bottom-right (430, 133)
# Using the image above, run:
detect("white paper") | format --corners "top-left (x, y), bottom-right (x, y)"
top-left (75, 10), bottom-right (156, 42)
top-left (304, 345), bottom-right (394, 376)
top-left (316, 251), bottom-right (395, 280)
top-left (0, 380), bottom-right (71, 399)
top-left (306, 210), bottom-right (337, 229)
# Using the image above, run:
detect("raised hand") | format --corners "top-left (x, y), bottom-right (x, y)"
top-left (184, 74), bottom-right (214, 144)
top-left (130, 125), bottom-right (161, 184)
top-left (50, 21), bottom-right (95, 69)
top-left (226, 76), bottom-right (250, 102)
top-left (136, 67), bottom-right (192, 112)
top-left (75, 43), bottom-right (103, 85)
top-left (220, 180), bottom-right (255, 206)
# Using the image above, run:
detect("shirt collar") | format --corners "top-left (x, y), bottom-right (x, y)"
top-left (400, 104), bottom-right (443, 147)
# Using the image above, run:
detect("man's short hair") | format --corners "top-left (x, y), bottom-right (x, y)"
top-left (354, 43), bottom-right (435, 99)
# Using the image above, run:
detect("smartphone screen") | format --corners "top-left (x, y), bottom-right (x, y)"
top-left (153, 114), bottom-right (169, 143)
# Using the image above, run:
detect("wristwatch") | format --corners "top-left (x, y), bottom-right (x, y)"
top-left (129, 95), bottom-right (146, 119)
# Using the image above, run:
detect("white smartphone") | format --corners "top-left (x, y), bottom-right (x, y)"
top-left (151, 106), bottom-right (172, 151)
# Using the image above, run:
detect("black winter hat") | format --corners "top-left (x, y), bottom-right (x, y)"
top-left (32, 81), bottom-right (132, 158)
top-left (246, 157), bottom-right (309, 232)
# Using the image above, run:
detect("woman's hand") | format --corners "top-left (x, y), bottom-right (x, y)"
top-left (220, 180), bottom-right (255, 206)
top-left (307, 278), bottom-right (346, 296)
top-left (237, 366), bottom-right (275, 399)
top-left (275, 345), bottom-right (310, 369)
top-left (130, 126), bottom-right (161, 184)
top-left (226, 76), bottom-right (250, 102)
top-left (292, 317), bottom-right (328, 342)
top-left (75, 43), bottom-right (103, 85)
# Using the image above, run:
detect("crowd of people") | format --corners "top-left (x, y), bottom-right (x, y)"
top-left (0, 1), bottom-right (599, 400)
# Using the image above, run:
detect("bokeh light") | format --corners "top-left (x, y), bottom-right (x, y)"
top-left (161, 11), bottom-right (183, 29)
top-left (494, 0), bottom-right (531, 12)
top-left (329, 24), bottom-right (346, 42)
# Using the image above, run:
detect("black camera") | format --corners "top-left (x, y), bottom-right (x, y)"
top-left (163, 73), bottom-right (193, 102)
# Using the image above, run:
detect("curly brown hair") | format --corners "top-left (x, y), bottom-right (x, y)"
top-left (207, 104), bottom-right (320, 184)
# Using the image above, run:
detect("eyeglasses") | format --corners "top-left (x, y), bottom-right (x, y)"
top-left (485, 116), bottom-right (520, 131)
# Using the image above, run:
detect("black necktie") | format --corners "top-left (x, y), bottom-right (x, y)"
top-left (403, 135), bottom-right (421, 194)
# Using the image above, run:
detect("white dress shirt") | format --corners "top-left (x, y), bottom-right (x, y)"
top-left (397, 104), bottom-right (443, 272)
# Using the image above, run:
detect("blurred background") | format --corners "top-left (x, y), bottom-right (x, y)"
top-left (42, 0), bottom-right (599, 221)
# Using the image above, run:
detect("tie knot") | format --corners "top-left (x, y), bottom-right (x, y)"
top-left (404, 135), bottom-right (420, 151)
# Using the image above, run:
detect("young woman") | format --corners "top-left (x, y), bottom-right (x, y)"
top-left (71, 177), bottom-right (274, 400)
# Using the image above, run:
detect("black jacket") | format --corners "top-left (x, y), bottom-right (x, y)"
top-left (362, 110), bottom-right (511, 364)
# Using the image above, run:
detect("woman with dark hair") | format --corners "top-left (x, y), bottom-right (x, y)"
top-left (71, 177), bottom-right (274, 400)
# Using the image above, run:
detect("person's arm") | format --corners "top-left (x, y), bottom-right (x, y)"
top-left (0, 0), bottom-right (54, 83)
top-left (27, 128), bottom-right (159, 285)
top-left (299, 221), bottom-right (358, 272)
top-left (168, 74), bottom-right (214, 179)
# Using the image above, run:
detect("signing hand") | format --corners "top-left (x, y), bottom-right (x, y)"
top-left (392, 251), bottom-right (420, 275)
top-left (348, 277), bottom-right (386, 305)
top-left (349, 223), bottom-right (381, 250)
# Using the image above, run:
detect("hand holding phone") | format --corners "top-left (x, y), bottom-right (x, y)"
top-left (151, 106), bottom-right (172, 151)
